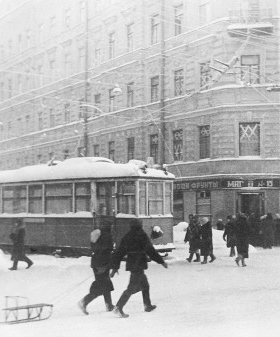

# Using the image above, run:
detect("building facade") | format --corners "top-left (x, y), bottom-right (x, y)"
top-left (0, 0), bottom-right (279, 224)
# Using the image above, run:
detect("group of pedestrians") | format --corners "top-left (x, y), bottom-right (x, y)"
top-left (78, 218), bottom-right (168, 318)
top-left (184, 214), bottom-right (216, 264)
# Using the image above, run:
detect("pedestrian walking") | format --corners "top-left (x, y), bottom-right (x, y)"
top-left (78, 221), bottom-right (114, 315)
top-left (9, 219), bottom-right (33, 270)
top-left (200, 217), bottom-right (216, 264)
top-left (223, 215), bottom-right (237, 257)
top-left (110, 218), bottom-right (168, 318)
top-left (234, 213), bottom-right (250, 267)
top-left (260, 213), bottom-right (275, 249)
top-left (184, 214), bottom-right (201, 262)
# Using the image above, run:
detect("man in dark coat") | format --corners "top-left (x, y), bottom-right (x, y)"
top-left (234, 213), bottom-right (250, 267)
top-left (110, 218), bottom-right (168, 318)
top-left (9, 219), bottom-right (33, 270)
top-left (78, 221), bottom-right (114, 315)
top-left (184, 214), bottom-right (201, 262)
top-left (223, 215), bottom-right (237, 257)
top-left (260, 213), bottom-right (275, 249)
top-left (200, 217), bottom-right (216, 264)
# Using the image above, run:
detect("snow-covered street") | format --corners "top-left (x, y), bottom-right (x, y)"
top-left (1, 225), bottom-right (280, 337)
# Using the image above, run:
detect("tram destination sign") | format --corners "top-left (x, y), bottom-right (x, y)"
top-left (174, 178), bottom-right (280, 191)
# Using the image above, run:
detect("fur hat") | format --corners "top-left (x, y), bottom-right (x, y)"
top-left (200, 217), bottom-right (209, 225)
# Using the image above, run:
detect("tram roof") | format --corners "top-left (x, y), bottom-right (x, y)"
top-left (0, 157), bottom-right (175, 184)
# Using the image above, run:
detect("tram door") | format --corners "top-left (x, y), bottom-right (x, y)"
top-left (237, 193), bottom-right (264, 218)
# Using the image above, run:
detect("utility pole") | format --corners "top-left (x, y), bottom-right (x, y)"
top-left (159, 0), bottom-right (166, 166)
top-left (83, 0), bottom-right (89, 157)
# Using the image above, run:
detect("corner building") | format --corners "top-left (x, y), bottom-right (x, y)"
top-left (0, 0), bottom-right (279, 224)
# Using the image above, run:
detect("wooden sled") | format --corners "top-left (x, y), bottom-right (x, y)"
top-left (2, 296), bottom-right (53, 324)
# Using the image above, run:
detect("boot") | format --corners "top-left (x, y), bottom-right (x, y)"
top-left (104, 292), bottom-right (114, 311)
top-left (193, 253), bottom-right (201, 262)
top-left (145, 304), bottom-right (157, 312)
top-left (9, 260), bottom-right (18, 270)
top-left (241, 258), bottom-right (247, 267)
top-left (186, 253), bottom-right (194, 263)
top-left (201, 256), bottom-right (207, 264)
top-left (78, 299), bottom-right (89, 315)
top-left (113, 306), bottom-right (129, 318)
top-left (235, 254), bottom-right (242, 267)
top-left (209, 254), bottom-right (216, 263)
top-left (230, 247), bottom-right (235, 257)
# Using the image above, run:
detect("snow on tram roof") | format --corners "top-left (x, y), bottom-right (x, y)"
top-left (0, 157), bottom-right (175, 183)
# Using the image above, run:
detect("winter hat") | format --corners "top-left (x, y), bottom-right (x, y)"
top-left (130, 218), bottom-right (143, 230)
top-left (200, 217), bottom-right (209, 225)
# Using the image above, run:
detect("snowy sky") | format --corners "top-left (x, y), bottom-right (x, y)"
top-left (0, 226), bottom-right (280, 337)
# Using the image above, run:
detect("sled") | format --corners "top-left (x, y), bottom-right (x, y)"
top-left (2, 296), bottom-right (53, 324)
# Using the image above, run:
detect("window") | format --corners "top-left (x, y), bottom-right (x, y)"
top-left (64, 53), bottom-right (71, 73)
top-left (26, 30), bottom-right (31, 48)
top-left (151, 76), bottom-right (159, 102)
top-left (174, 4), bottom-right (183, 35)
top-left (199, 125), bottom-right (210, 159)
top-left (94, 45), bottom-right (101, 65)
top-left (38, 112), bottom-right (43, 130)
top-left (174, 69), bottom-right (184, 96)
top-left (127, 23), bottom-right (134, 51)
top-left (50, 16), bottom-right (56, 36)
top-left (50, 58), bottom-right (55, 78)
top-left (49, 152), bottom-right (54, 160)
top-left (127, 137), bottom-right (135, 161)
top-left (200, 61), bottom-right (212, 88)
top-left (240, 55), bottom-right (260, 85)
top-left (37, 64), bottom-right (43, 86)
top-left (77, 147), bottom-right (85, 157)
top-left (148, 182), bottom-right (163, 215)
top-left (150, 134), bottom-right (159, 164)
top-left (97, 182), bottom-right (115, 216)
top-left (0, 82), bottom-right (4, 100)
top-left (8, 40), bottom-right (12, 56)
top-left (38, 24), bottom-right (44, 43)
top-left (93, 144), bottom-right (100, 157)
top-left (75, 182), bottom-right (90, 212)
top-left (37, 154), bottom-right (42, 163)
top-left (173, 129), bottom-right (183, 161)
top-left (196, 190), bottom-right (211, 216)
top-left (109, 89), bottom-right (115, 112)
top-left (139, 181), bottom-right (147, 215)
top-left (127, 82), bottom-right (134, 107)
top-left (94, 93), bottom-right (101, 106)
top-left (165, 182), bottom-right (173, 214)
top-left (65, 8), bottom-right (70, 28)
top-left (45, 183), bottom-right (72, 214)
top-left (109, 32), bottom-right (115, 59)
top-left (25, 115), bottom-right (30, 132)
top-left (78, 47), bottom-right (85, 71)
top-left (18, 75), bottom-right (22, 93)
top-left (80, 1), bottom-right (86, 23)
top-left (3, 186), bottom-right (27, 213)
top-left (151, 14), bottom-right (159, 44)
top-left (8, 78), bottom-right (12, 98)
top-left (18, 34), bottom-right (22, 52)
top-left (29, 185), bottom-right (43, 213)
top-left (199, 3), bottom-right (211, 25)
top-left (239, 122), bottom-right (260, 156)
top-left (49, 108), bottom-right (55, 127)
top-left (108, 141), bottom-right (115, 161)
top-left (117, 181), bottom-right (135, 214)
top-left (63, 149), bottom-right (70, 159)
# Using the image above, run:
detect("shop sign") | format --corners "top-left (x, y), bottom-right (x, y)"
top-left (174, 178), bottom-right (279, 191)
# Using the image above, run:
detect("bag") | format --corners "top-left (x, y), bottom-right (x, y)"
top-left (90, 229), bottom-right (101, 243)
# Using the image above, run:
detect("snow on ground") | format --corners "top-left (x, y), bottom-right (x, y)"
top-left (0, 227), bottom-right (280, 337)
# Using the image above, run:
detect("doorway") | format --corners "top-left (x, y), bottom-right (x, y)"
top-left (237, 193), bottom-right (264, 217)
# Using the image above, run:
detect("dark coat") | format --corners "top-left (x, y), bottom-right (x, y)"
top-left (10, 227), bottom-right (26, 260)
top-left (234, 216), bottom-right (250, 258)
top-left (200, 221), bottom-right (213, 256)
top-left (184, 221), bottom-right (201, 253)
top-left (223, 219), bottom-right (237, 248)
top-left (110, 226), bottom-right (164, 272)
top-left (91, 228), bottom-right (114, 270)
top-left (260, 218), bottom-right (275, 244)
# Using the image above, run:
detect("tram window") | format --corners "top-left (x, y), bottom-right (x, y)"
top-left (29, 185), bottom-right (43, 213)
top-left (45, 183), bottom-right (72, 214)
top-left (117, 181), bottom-right (135, 214)
top-left (139, 181), bottom-right (147, 215)
top-left (165, 182), bottom-right (172, 214)
top-left (3, 186), bottom-right (27, 213)
top-left (75, 183), bottom-right (91, 212)
top-left (96, 182), bottom-right (115, 216)
top-left (148, 182), bottom-right (163, 215)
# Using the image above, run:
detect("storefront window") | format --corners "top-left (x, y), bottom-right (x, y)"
top-left (196, 190), bottom-right (211, 216)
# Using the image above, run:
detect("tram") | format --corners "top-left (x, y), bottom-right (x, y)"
top-left (0, 157), bottom-right (175, 256)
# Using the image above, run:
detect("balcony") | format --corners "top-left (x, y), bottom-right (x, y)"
top-left (227, 8), bottom-right (274, 37)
